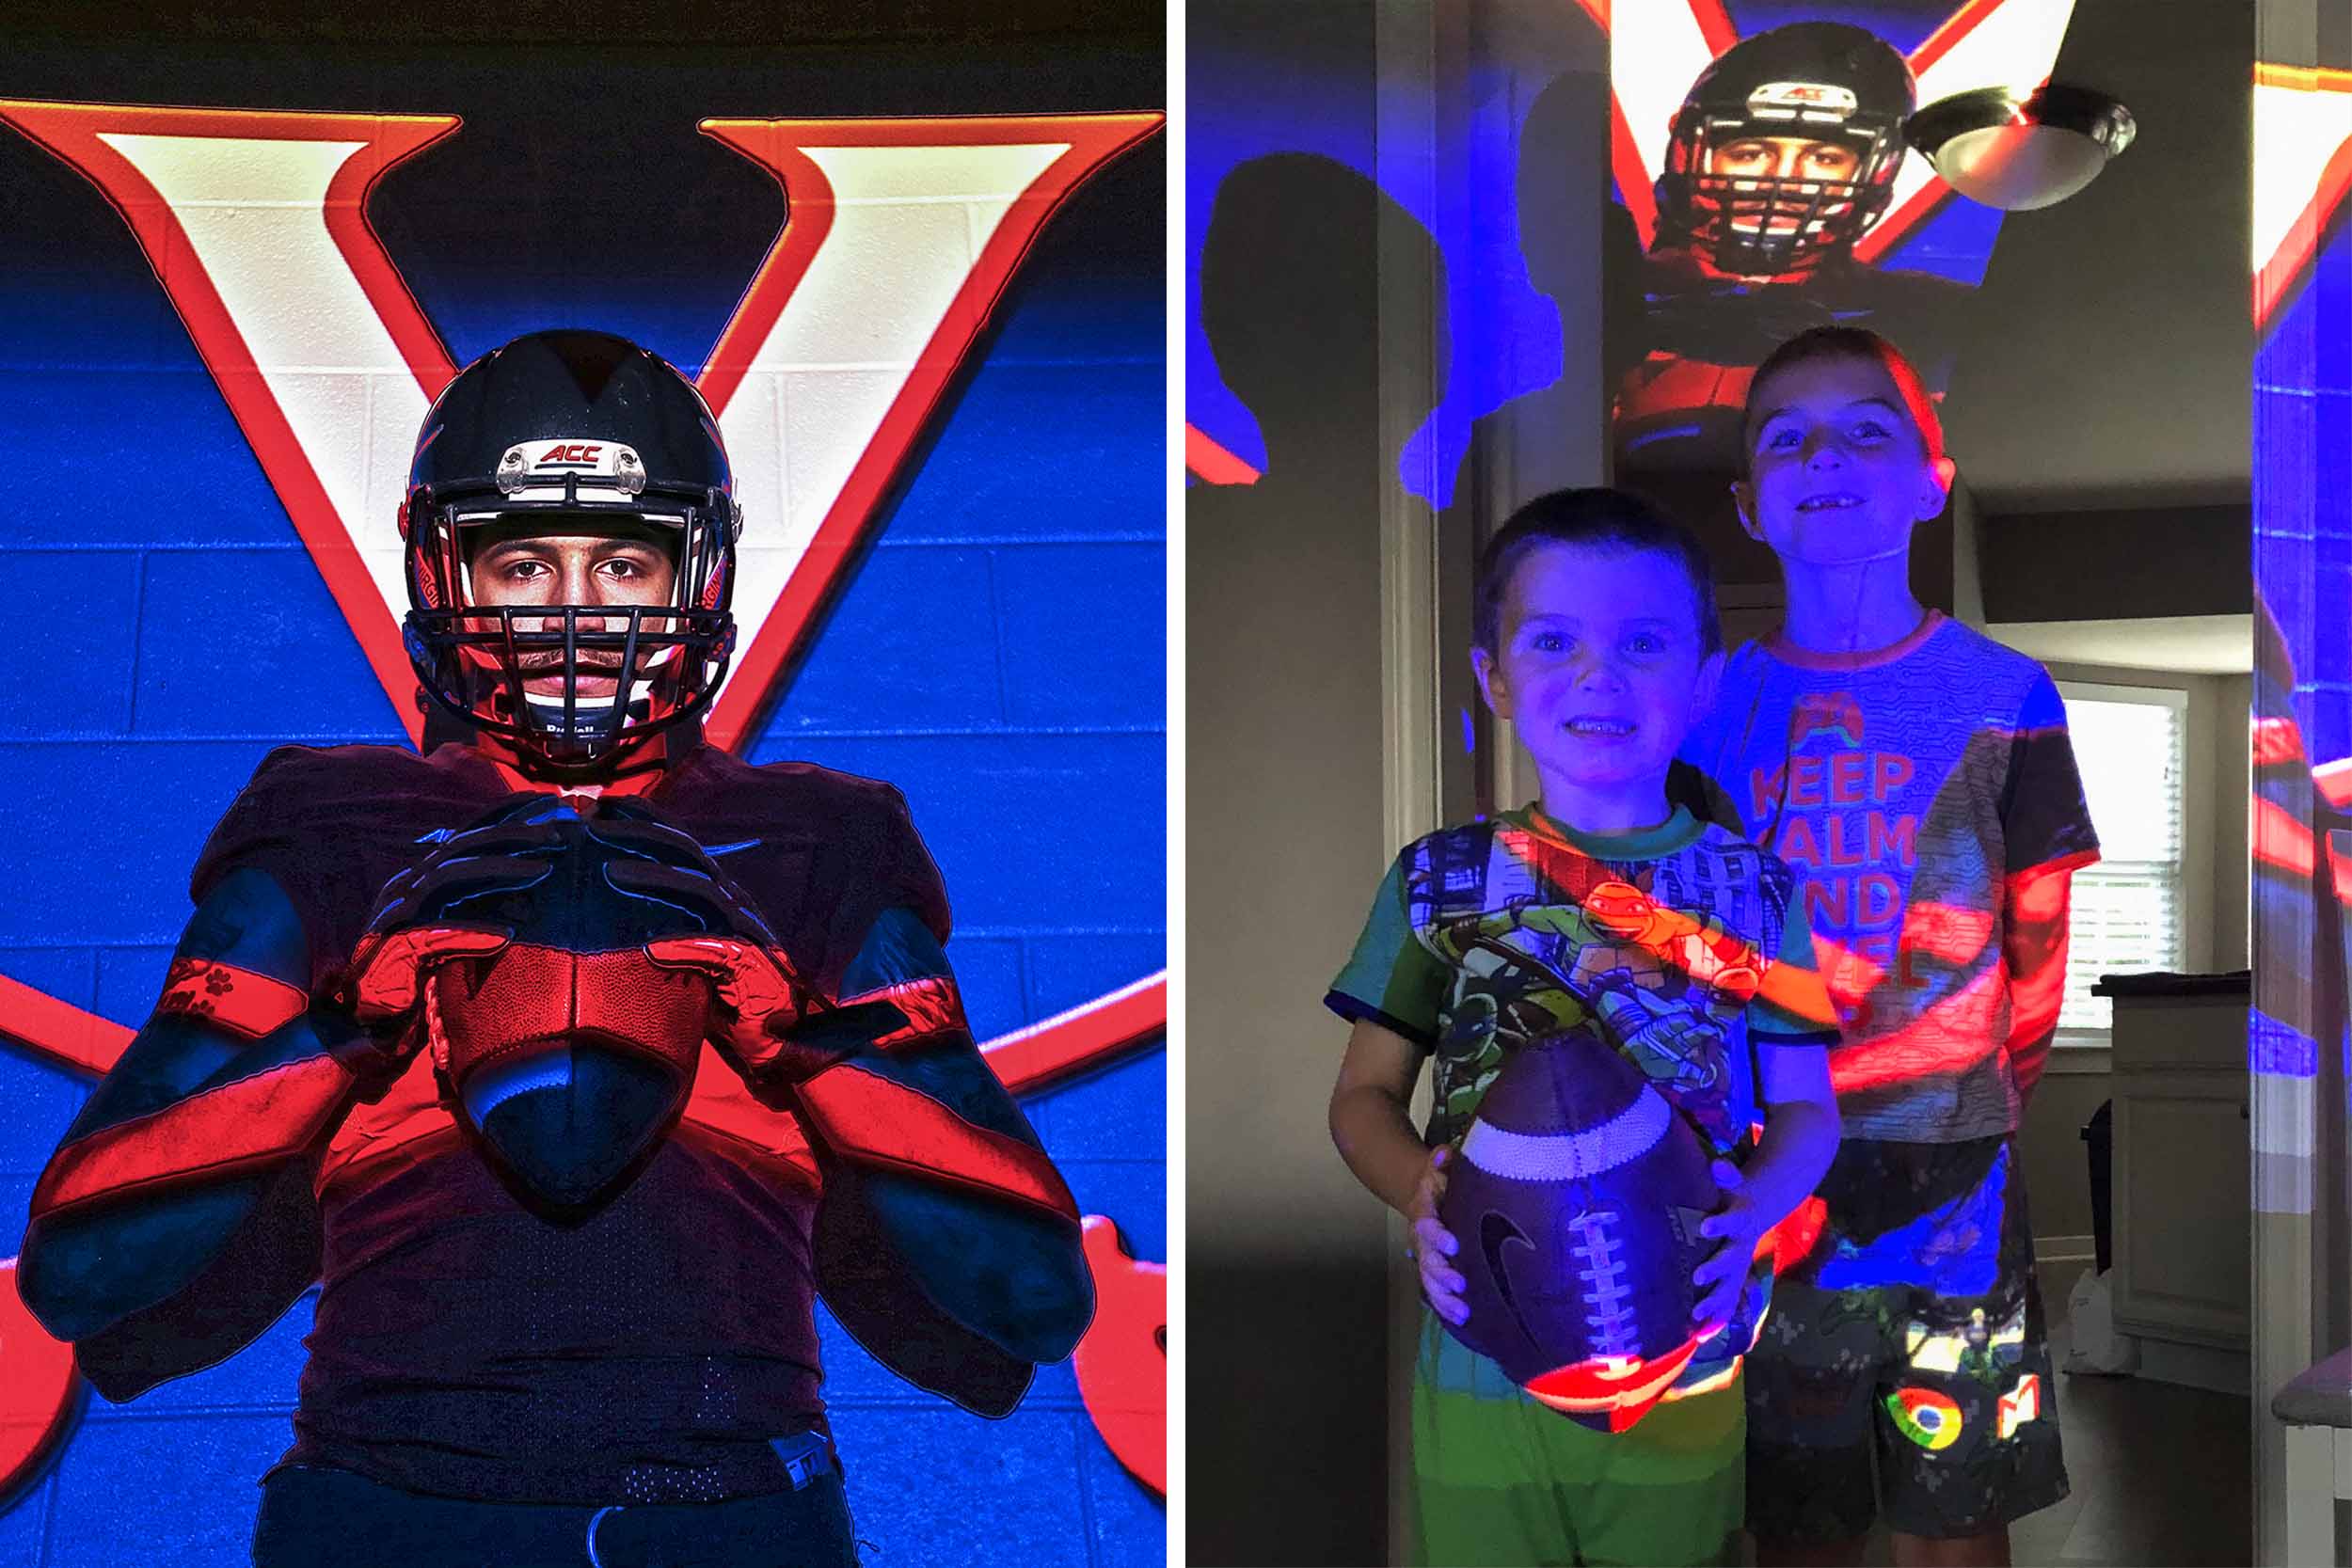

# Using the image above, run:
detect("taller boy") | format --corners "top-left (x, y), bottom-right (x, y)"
top-left (1682, 325), bottom-right (2099, 1563)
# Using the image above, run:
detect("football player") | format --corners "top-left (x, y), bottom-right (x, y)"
top-left (1616, 21), bottom-right (1970, 483)
top-left (17, 329), bottom-right (1093, 1567)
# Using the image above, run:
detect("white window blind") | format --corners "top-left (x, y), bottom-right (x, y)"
top-left (2057, 686), bottom-right (2186, 1034)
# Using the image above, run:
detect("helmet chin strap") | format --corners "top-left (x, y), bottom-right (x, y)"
top-left (469, 722), bottom-right (676, 798)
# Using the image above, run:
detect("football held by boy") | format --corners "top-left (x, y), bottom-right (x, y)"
top-left (1325, 489), bottom-right (1840, 1568)
top-left (1683, 326), bottom-right (2100, 1566)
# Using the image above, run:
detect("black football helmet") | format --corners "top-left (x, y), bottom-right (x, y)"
top-left (1653, 23), bottom-right (1915, 277)
top-left (400, 330), bottom-right (739, 774)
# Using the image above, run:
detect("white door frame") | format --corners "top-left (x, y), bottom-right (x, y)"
top-left (1373, 6), bottom-right (1446, 1560)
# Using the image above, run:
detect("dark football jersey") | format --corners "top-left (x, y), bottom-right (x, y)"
top-left (188, 738), bottom-right (952, 1504)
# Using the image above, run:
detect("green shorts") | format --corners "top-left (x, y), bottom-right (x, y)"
top-left (1412, 1312), bottom-right (1744, 1568)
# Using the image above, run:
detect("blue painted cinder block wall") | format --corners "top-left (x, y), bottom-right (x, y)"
top-left (0, 48), bottom-right (1164, 1568)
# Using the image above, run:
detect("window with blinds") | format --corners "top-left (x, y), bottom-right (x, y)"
top-left (2056, 685), bottom-right (2186, 1035)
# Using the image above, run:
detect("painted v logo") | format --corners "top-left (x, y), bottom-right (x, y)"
top-left (0, 101), bottom-right (1159, 752)
top-left (0, 98), bottom-right (1171, 1508)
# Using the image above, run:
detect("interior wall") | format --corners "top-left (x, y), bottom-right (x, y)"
top-left (1185, 6), bottom-right (1392, 1563)
top-left (2005, 658), bottom-right (2253, 1261)
top-left (1979, 506), bottom-right (2254, 624)
top-left (2216, 672), bottom-right (2253, 971)
top-left (2022, 1072), bottom-right (2109, 1251)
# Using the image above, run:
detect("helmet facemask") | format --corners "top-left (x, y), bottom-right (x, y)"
top-left (403, 442), bottom-right (738, 776)
top-left (1659, 76), bottom-right (1909, 277)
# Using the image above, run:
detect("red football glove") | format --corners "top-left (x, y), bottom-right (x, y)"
top-left (338, 926), bottom-right (512, 1077)
top-left (643, 936), bottom-right (828, 1084)
top-left (644, 935), bottom-right (920, 1089)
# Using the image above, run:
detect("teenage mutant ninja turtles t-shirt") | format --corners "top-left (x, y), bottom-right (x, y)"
top-left (1324, 805), bottom-right (1836, 1395)
top-left (1679, 611), bottom-right (2101, 1144)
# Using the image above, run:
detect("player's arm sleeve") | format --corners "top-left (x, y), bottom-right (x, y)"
top-left (17, 867), bottom-right (368, 1401)
top-left (796, 903), bottom-right (1093, 1418)
top-left (1998, 673), bottom-right (2103, 1102)
top-left (1323, 856), bottom-right (1448, 1050)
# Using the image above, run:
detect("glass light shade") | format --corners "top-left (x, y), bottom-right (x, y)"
top-left (1907, 85), bottom-right (2136, 212)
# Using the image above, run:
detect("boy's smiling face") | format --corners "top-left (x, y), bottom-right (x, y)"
top-left (1474, 542), bottom-right (1723, 834)
top-left (1735, 351), bottom-right (1955, 568)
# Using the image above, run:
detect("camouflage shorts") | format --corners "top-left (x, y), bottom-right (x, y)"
top-left (1743, 1134), bottom-right (2068, 1544)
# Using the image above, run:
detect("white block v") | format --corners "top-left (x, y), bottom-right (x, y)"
top-left (0, 102), bottom-right (1159, 751)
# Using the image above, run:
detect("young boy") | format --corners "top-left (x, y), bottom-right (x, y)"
top-left (1680, 325), bottom-right (2100, 1565)
top-left (1326, 487), bottom-right (1843, 1568)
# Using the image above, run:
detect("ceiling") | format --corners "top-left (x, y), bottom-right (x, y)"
top-left (1941, 0), bottom-right (2252, 515)
top-left (1987, 614), bottom-right (2252, 674)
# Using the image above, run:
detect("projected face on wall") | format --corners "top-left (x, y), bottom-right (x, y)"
top-left (1184, 0), bottom-right (2082, 508)
top-left (1650, 30), bottom-right (1912, 281)
top-left (1610, 3), bottom-right (2076, 483)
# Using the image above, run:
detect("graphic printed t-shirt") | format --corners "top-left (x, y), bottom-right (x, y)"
top-left (1680, 612), bottom-right (2101, 1143)
top-left (1325, 805), bottom-right (1836, 1391)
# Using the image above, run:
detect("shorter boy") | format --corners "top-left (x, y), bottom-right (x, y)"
top-left (1326, 488), bottom-right (1842, 1568)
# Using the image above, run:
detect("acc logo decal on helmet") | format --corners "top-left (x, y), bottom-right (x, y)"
top-left (504, 441), bottom-right (641, 486)
top-left (1746, 81), bottom-right (1863, 122)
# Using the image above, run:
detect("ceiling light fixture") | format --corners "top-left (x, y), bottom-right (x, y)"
top-left (1906, 84), bottom-right (2136, 211)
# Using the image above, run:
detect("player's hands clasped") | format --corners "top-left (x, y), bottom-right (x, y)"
top-left (1409, 1146), bottom-right (1470, 1326)
top-left (339, 926), bottom-right (512, 1077)
top-left (641, 935), bottom-right (833, 1084)
top-left (332, 806), bottom-right (554, 1074)
top-left (1692, 1156), bottom-right (1766, 1338)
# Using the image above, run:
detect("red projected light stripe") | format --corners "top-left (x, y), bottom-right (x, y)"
top-left (979, 973), bottom-right (1167, 1089)
top-left (0, 972), bottom-right (131, 1077)
top-left (0, 970), bottom-right (1168, 1499)
top-left (2254, 792), bottom-right (2317, 879)
top-left (2257, 714), bottom-right (2308, 769)
top-left (1073, 1215), bottom-right (1166, 1495)
top-left (1572, 0), bottom-right (1735, 51)
top-left (1184, 422), bottom-right (1260, 485)
top-left (1908, 0), bottom-right (2016, 75)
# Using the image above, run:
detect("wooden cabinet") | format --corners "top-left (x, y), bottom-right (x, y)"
top-left (2097, 972), bottom-right (2252, 1393)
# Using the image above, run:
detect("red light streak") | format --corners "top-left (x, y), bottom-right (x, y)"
top-left (0, 972), bottom-right (1168, 1499)
top-left (1184, 422), bottom-right (1260, 485)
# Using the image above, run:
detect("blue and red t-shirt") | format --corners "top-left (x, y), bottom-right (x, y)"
top-left (1680, 611), bottom-right (2100, 1143)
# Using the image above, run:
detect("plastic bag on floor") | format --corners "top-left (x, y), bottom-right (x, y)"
top-left (2064, 1267), bottom-right (2140, 1375)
